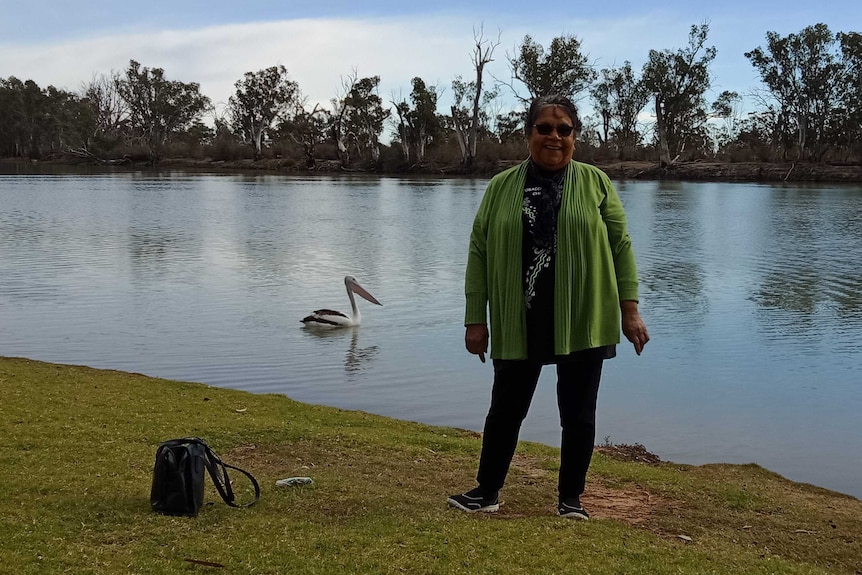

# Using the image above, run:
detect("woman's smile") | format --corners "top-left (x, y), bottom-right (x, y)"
top-left (528, 106), bottom-right (575, 171)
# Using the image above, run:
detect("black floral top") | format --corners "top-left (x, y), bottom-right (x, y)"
top-left (522, 160), bottom-right (616, 364)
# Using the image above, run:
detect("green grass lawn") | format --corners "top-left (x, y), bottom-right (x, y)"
top-left (1, 356), bottom-right (859, 574)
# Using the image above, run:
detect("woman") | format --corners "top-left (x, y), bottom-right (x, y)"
top-left (448, 95), bottom-right (649, 519)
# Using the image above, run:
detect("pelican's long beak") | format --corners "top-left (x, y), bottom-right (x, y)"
top-left (351, 281), bottom-right (382, 306)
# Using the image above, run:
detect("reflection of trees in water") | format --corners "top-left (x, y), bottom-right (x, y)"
top-left (754, 269), bottom-right (819, 314)
top-left (752, 190), bottom-right (862, 320)
top-left (301, 327), bottom-right (379, 375)
top-left (128, 231), bottom-right (194, 282)
top-left (753, 269), bottom-right (862, 319)
top-left (830, 274), bottom-right (862, 318)
top-left (639, 186), bottom-right (709, 327)
top-left (749, 187), bottom-right (862, 342)
top-left (129, 232), bottom-right (176, 260)
top-left (640, 260), bottom-right (708, 326)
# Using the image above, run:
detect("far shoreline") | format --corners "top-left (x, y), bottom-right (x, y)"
top-left (2, 156), bottom-right (862, 184)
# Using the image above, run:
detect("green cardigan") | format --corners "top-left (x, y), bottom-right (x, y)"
top-left (465, 160), bottom-right (639, 359)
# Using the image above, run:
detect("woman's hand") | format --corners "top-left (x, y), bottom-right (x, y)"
top-left (465, 323), bottom-right (489, 363)
top-left (621, 300), bottom-right (649, 355)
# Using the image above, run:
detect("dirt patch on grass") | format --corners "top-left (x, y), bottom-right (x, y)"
top-left (226, 441), bottom-right (670, 527)
top-left (478, 452), bottom-right (667, 525)
top-left (584, 482), bottom-right (663, 524)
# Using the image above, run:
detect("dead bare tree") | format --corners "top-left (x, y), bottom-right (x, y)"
top-left (451, 26), bottom-right (500, 171)
top-left (81, 71), bottom-right (127, 145)
top-left (331, 69), bottom-right (359, 167)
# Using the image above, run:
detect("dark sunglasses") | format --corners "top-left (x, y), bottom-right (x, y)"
top-left (533, 123), bottom-right (574, 137)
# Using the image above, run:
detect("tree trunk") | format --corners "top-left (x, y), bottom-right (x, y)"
top-left (253, 128), bottom-right (263, 161)
top-left (398, 136), bottom-right (410, 162)
top-left (417, 126), bottom-right (426, 163)
top-left (655, 95), bottom-right (672, 166)
top-left (451, 105), bottom-right (468, 162)
top-left (303, 142), bottom-right (315, 169)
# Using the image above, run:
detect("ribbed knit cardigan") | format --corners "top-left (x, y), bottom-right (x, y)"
top-left (464, 159), bottom-right (639, 360)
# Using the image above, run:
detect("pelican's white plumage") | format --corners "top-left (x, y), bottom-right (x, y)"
top-left (301, 275), bottom-right (382, 327)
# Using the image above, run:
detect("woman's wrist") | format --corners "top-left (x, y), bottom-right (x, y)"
top-left (620, 300), bottom-right (640, 314)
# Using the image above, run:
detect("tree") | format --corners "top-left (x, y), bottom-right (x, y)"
top-left (81, 71), bottom-right (127, 148)
top-left (450, 26), bottom-right (500, 171)
top-left (837, 31), bottom-right (862, 161)
top-left (228, 65), bottom-right (299, 160)
top-left (116, 60), bottom-right (211, 161)
top-left (279, 97), bottom-right (329, 169)
top-left (590, 62), bottom-right (650, 159)
top-left (494, 110), bottom-right (524, 143)
top-left (642, 23), bottom-right (716, 165)
top-left (330, 70), bottom-right (358, 167)
top-left (745, 24), bottom-right (845, 161)
top-left (710, 90), bottom-right (743, 154)
top-left (340, 75), bottom-right (390, 166)
top-left (42, 85), bottom-right (95, 154)
top-left (391, 77), bottom-right (441, 164)
top-left (506, 34), bottom-right (597, 103)
top-left (0, 77), bottom-right (92, 158)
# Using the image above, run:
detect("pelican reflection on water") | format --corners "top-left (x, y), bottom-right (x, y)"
top-left (301, 275), bottom-right (382, 327)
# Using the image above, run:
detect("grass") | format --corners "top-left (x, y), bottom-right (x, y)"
top-left (1, 356), bottom-right (860, 575)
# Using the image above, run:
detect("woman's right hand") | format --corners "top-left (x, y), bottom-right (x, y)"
top-left (465, 323), bottom-right (489, 363)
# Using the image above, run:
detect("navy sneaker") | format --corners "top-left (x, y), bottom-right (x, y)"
top-left (447, 487), bottom-right (500, 513)
top-left (558, 497), bottom-right (589, 520)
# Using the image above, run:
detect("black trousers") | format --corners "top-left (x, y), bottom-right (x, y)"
top-left (476, 357), bottom-right (603, 499)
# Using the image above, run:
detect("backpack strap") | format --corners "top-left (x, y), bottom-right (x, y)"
top-left (179, 437), bottom-right (261, 508)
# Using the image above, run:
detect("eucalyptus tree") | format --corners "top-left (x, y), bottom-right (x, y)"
top-left (391, 77), bottom-right (441, 164)
top-left (0, 76), bottom-right (36, 157)
top-left (43, 85), bottom-right (95, 154)
top-left (116, 60), bottom-right (211, 161)
top-left (710, 90), bottom-right (743, 153)
top-left (0, 76), bottom-right (92, 158)
top-left (589, 61), bottom-right (650, 159)
top-left (228, 65), bottom-right (299, 160)
top-left (82, 71), bottom-right (127, 148)
top-left (340, 75), bottom-right (390, 165)
top-left (450, 74), bottom-right (498, 167)
top-left (278, 98), bottom-right (329, 169)
top-left (494, 110), bottom-right (524, 143)
top-left (506, 34), bottom-right (596, 103)
top-left (642, 23), bottom-right (716, 165)
top-left (837, 31), bottom-right (862, 160)
top-left (392, 99), bottom-right (412, 161)
top-left (330, 71), bottom-right (358, 166)
top-left (745, 24), bottom-right (845, 161)
top-left (450, 26), bottom-right (500, 171)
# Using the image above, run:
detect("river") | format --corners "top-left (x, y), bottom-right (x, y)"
top-left (1, 167), bottom-right (860, 498)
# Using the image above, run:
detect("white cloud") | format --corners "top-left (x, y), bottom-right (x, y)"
top-left (0, 16), bottom-right (502, 115)
top-left (1, 8), bottom-right (852, 124)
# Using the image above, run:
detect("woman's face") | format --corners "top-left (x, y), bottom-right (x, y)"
top-left (527, 105), bottom-right (575, 171)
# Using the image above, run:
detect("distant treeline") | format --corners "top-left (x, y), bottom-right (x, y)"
top-left (1, 23), bottom-right (860, 171)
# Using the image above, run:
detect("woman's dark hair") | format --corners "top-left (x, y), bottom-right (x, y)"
top-left (524, 95), bottom-right (582, 138)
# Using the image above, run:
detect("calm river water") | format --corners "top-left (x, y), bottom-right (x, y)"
top-left (1, 166), bottom-right (860, 498)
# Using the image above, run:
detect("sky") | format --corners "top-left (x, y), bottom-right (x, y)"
top-left (0, 1), bottom-right (858, 123)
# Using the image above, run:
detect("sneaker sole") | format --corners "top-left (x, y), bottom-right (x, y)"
top-left (559, 510), bottom-right (589, 520)
top-left (447, 497), bottom-right (499, 513)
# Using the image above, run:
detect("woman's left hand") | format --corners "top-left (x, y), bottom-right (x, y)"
top-left (621, 300), bottom-right (649, 355)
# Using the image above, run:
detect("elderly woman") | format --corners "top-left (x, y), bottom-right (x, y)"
top-left (448, 95), bottom-right (649, 519)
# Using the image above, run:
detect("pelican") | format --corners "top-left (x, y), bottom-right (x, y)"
top-left (301, 275), bottom-right (382, 327)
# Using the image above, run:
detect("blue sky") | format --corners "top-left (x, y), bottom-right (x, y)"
top-left (0, 1), bottom-right (858, 123)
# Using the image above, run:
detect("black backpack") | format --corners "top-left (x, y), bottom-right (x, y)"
top-left (150, 437), bottom-right (260, 516)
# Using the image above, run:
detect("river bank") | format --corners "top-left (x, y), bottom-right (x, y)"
top-left (2, 356), bottom-right (861, 574)
top-left (162, 158), bottom-right (862, 183)
top-left (4, 156), bottom-right (862, 183)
